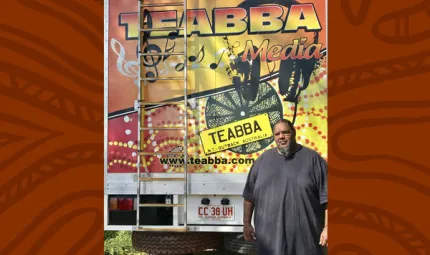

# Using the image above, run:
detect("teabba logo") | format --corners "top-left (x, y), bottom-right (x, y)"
top-left (208, 121), bottom-right (262, 145)
top-left (119, 4), bottom-right (322, 39)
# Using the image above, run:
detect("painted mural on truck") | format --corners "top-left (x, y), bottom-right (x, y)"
top-left (107, 0), bottom-right (327, 173)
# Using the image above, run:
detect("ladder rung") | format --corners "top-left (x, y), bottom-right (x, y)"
top-left (138, 227), bottom-right (188, 232)
top-left (140, 127), bottom-right (184, 130)
top-left (140, 177), bottom-right (185, 181)
top-left (140, 27), bottom-right (184, 32)
top-left (138, 101), bottom-right (184, 106)
top-left (141, 2), bottom-right (184, 8)
top-left (140, 203), bottom-right (183, 207)
top-left (139, 151), bottom-right (184, 155)
top-left (139, 52), bottom-right (184, 56)
top-left (141, 77), bottom-right (184, 81)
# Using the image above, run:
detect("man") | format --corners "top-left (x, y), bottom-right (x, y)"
top-left (242, 119), bottom-right (328, 255)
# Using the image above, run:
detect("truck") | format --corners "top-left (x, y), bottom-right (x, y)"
top-left (104, 0), bottom-right (327, 253)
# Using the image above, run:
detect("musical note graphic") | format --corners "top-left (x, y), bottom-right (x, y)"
top-left (174, 45), bottom-right (207, 72)
top-left (110, 38), bottom-right (139, 86)
top-left (139, 12), bottom-right (161, 83)
top-left (175, 55), bottom-right (185, 72)
top-left (209, 36), bottom-right (243, 71)
top-left (168, 31), bottom-right (180, 40)
top-left (142, 43), bottom-right (162, 83)
top-left (209, 48), bottom-right (226, 69)
top-left (162, 38), bottom-right (176, 62)
top-left (189, 45), bottom-right (205, 63)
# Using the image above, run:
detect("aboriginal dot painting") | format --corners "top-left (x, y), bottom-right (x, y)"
top-left (107, 0), bottom-right (327, 173)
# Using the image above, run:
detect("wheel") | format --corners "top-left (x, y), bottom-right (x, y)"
top-left (205, 81), bottom-right (283, 154)
top-left (131, 231), bottom-right (223, 254)
top-left (224, 233), bottom-right (258, 254)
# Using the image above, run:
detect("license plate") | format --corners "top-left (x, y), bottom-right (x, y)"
top-left (198, 205), bottom-right (234, 220)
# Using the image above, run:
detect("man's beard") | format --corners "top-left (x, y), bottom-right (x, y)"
top-left (278, 140), bottom-right (296, 159)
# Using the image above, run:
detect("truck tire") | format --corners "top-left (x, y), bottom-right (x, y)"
top-left (224, 234), bottom-right (258, 254)
top-left (132, 231), bottom-right (223, 254)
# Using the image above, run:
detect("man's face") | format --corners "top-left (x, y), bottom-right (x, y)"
top-left (273, 122), bottom-right (295, 154)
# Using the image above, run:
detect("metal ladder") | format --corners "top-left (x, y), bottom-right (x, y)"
top-left (136, 0), bottom-right (188, 232)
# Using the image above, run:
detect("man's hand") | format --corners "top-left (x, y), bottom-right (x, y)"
top-left (319, 226), bottom-right (328, 246)
top-left (244, 224), bottom-right (256, 242)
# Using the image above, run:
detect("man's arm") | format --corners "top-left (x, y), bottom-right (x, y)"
top-left (320, 203), bottom-right (328, 246)
top-left (243, 199), bottom-right (255, 241)
top-left (324, 208), bottom-right (328, 228)
top-left (314, 152), bottom-right (328, 246)
top-left (243, 199), bottom-right (254, 225)
top-left (242, 159), bottom-right (259, 226)
top-left (242, 155), bottom-right (261, 241)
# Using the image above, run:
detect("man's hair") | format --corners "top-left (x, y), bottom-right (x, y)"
top-left (273, 119), bottom-right (295, 136)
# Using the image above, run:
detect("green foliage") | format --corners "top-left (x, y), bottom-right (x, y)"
top-left (104, 231), bottom-right (145, 255)
top-left (104, 230), bottom-right (118, 241)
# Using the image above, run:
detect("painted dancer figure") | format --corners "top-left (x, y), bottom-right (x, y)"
top-left (242, 119), bottom-right (328, 255)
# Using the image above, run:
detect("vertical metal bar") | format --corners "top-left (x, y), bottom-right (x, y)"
top-left (183, 0), bottom-right (188, 230)
top-left (103, 0), bottom-right (110, 228)
top-left (136, 0), bottom-right (142, 229)
top-left (173, 195), bottom-right (179, 227)
top-left (325, 0), bottom-right (328, 91)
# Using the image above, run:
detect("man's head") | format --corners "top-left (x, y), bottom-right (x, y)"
top-left (273, 119), bottom-right (297, 158)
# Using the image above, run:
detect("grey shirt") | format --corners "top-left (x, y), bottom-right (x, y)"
top-left (243, 145), bottom-right (328, 255)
